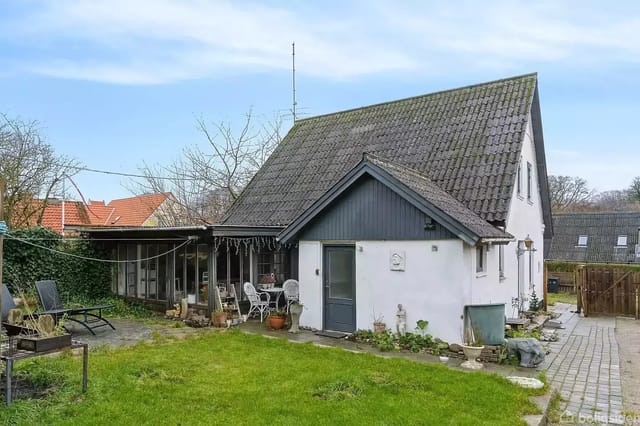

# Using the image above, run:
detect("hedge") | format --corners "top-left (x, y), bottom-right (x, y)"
top-left (546, 260), bottom-right (640, 273)
top-left (2, 227), bottom-right (112, 300)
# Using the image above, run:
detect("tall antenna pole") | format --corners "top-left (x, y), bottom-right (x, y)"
top-left (292, 42), bottom-right (297, 122)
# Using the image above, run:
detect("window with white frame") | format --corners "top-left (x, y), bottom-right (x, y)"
top-left (577, 235), bottom-right (588, 247)
top-left (498, 244), bottom-right (505, 279)
top-left (617, 235), bottom-right (628, 247)
top-left (527, 162), bottom-right (532, 201)
top-left (517, 161), bottom-right (522, 196)
top-left (476, 246), bottom-right (485, 273)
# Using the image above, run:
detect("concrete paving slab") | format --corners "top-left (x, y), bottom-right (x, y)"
top-left (542, 303), bottom-right (626, 425)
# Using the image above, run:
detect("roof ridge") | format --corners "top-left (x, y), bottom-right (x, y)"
top-left (296, 72), bottom-right (538, 124)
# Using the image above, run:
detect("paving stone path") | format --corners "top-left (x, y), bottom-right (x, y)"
top-left (543, 304), bottom-right (624, 425)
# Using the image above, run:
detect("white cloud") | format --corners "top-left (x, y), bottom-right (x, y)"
top-left (1, 0), bottom-right (639, 84)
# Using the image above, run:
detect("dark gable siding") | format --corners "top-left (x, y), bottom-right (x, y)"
top-left (300, 175), bottom-right (455, 241)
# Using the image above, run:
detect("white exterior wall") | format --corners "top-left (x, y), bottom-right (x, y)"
top-left (298, 239), bottom-right (468, 343)
top-left (502, 113), bottom-right (546, 312)
top-left (298, 241), bottom-right (324, 330)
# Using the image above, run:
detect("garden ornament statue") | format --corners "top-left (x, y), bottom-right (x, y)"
top-left (505, 337), bottom-right (546, 368)
top-left (396, 304), bottom-right (407, 336)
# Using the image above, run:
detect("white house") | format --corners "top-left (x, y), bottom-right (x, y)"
top-left (220, 73), bottom-right (552, 344)
top-left (81, 74), bottom-right (551, 346)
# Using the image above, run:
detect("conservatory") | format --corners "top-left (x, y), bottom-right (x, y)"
top-left (69, 225), bottom-right (296, 314)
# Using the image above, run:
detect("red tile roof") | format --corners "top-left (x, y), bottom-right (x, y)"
top-left (40, 200), bottom-right (91, 234)
top-left (37, 192), bottom-right (173, 234)
top-left (98, 192), bottom-right (171, 226)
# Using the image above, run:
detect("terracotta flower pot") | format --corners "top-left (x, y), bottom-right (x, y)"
top-left (373, 322), bottom-right (386, 333)
top-left (267, 315), bottom-right (286, 330)
top-left (212, 312), bottom-right (228, 327)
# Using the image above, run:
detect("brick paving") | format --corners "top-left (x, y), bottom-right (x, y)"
top-left (543, 304), bottom-right (624, 425)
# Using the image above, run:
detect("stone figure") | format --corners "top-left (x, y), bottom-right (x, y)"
top-left (396, 304), bottom-right (407, 336)
top-left (505, 337), bottom-right (546, 368)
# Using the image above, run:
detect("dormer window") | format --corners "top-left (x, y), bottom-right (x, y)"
top-left (617, 235), bottom-right (628, 247)
top-left (577, 235), bottom-right (588, 247)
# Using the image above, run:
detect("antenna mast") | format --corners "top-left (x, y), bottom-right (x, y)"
top-left (292, 42), bottom-right (297, 122)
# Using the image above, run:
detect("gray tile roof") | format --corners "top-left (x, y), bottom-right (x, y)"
top-left (223, 73), bottom-right (539, 227)
top-left (366, 155), bottom-right (511, 240)
top-left (549, 212), bottom-right (640, 263)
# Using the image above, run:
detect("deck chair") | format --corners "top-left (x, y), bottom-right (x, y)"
top-left (244, 282), bottom-right (271, 322)
top-left (35, 280), bottom-right (115, 335)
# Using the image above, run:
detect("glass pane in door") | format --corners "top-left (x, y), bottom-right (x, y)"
top-left (327, 248), bottom-right (354, 300)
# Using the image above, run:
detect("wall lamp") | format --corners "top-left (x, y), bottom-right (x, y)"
top-left (516, 235), bottom-right (536, 255)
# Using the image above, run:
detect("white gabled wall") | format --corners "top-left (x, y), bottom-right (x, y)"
top-left (298, 239), bottom-right (468, 344)
top-left (502, 113), bottom-right (546, 311)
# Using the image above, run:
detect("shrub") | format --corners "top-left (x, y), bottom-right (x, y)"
top-left (3, 227), bottom-right (111, 300)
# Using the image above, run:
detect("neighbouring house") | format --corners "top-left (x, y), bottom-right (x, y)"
top-left (86, 192), bottom-right (177, 227)
top-left (39, 199), bottom-right (92, 234)
top-left (549, 212), bottom-right (640, 263)
top-left (37, 192), bottom-right (178, 235)
top-left (77, 73), bottom-right (552, 344)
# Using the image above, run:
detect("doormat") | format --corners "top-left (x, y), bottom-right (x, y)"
top-left (314, 330), bottom-right (348, 339)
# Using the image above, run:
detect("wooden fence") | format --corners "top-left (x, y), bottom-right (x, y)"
top-left (578, 266), bottom-right (640, 318)
top-left (552, 271), bottom-right (577, 293)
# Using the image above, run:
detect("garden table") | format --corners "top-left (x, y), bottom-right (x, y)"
top-left (1, 337), bottom-right (88, 406)
top-left (259, 287), bottom-right (284, 310)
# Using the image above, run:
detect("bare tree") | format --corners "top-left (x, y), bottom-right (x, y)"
top-left (0, 114), bottom-right (79, 229)
top-left (135, 110), bottom-right (283, 224)
top-left (548, 175), bottom-right (595, 213)
top-left (590, 190), bottom-right (636, 211)
top-left (628, 176), bottom-right (640, 203)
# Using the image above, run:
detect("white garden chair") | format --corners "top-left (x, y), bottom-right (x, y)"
top-left (244, 282), bottom-right (271, 322)
top-left (282, 279), bottom-right (299, 313)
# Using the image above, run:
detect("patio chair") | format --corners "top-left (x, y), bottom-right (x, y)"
top-left (1, 284), bottom-right (18, 322)
top-left (35, 280), bottom-right (116, 335)
top-left (243, 282), bottom-right (271, 322)
top-left (282, 279), bottom-right (299, 313)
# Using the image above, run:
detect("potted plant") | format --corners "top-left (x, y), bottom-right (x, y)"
top-left (211, 307), bottom-right (228, 327)
top-left (460, 324), bottom-right (484, 370)
top-left (288, 301), bottom-right (303, 333)
top-left (267, 310), bottom-right (287, 330)
top-left (373, 313), bottom-right (386, 333)
top-left (259, 272), bottom-right (276, 289)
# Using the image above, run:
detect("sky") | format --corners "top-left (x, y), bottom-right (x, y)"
top-left (0, 0), bottom-right (639, 202)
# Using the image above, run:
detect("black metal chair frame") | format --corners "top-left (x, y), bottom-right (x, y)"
top-left (35, 280), bottom-right (115, 335)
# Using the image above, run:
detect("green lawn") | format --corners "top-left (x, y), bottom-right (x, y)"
top-left (547, 292), bottom-right (577, 306)
top-left (2, 331), bottom-right (541, 425)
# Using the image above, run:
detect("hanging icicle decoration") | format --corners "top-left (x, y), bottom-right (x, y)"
top-left (211, 236), bottom-right (290, 254)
